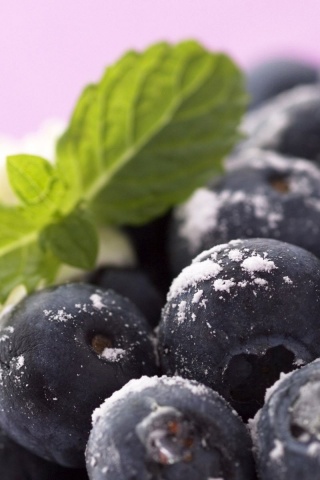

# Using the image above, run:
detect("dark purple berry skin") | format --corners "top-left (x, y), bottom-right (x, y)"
top-left (252, 360), bottom-right (320, 480)
top-left (87, 266), bottom-right (165, 328)
top-left (159, 238), bottom-right (320, 421)
top-left (169, 151), bottom-right (320, 275)
top-left (86, 376), bottom-right (256, 480)
top-left (246, 57), bottom-right (319, 110)
top-left (0, 283), bottom-right (158, 468)
top-left (242, 84), bottom-right (320, 165)
top-left (0, 425), bottom-right (89, 480)
top-left (124, 212), bottom-right (173, 296)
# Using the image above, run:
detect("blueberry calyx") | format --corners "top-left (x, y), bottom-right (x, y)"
top-left (136, 406), bottom-right (194, 465)
top-left (90, 334), bottom-right (113, 355)
top-left (253, 360), bottom-right (320, 479)
top-left (222, 337), bottom-right (310, 418)
top-left (290, 381), bottom-right (320, 443)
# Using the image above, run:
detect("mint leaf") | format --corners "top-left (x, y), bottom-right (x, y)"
top-left (56, 85), bottom-right (99, 211)
top-left (0, 40), bottom-right (247, 305)
top-left (42, 209), bottom-right (98, 269)
top-left (57, 40), bottom-right (247, 225)
top-left (0, 205), bottom-right (60, 303)
top-left (0, 243), bottom-right (59, 304)
top-left (7, 154), bottom-right (67, 226)
top-left (7, 155), bottom-right (56, 205)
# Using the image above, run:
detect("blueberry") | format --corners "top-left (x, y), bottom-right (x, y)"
top-left (0, 283), bottom-right (158, 467)
top-left (87, 266), bottom-right (165, 328)
top-left (242, 84), bottom-right (320, 165)
top-left (252, 359), bottom-right (320, 479)
top-left (0, 425), bottom-right (89, 479)
top-left (86, 375), bottom-right (256, 480)
top-left (169, 150), bottom-right (320, 275)
top-left (159, 238), bottom-right (320, 421)
top-left (246, 57), bottom-right (319, 110)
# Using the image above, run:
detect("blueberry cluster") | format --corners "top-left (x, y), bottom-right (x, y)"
top-left (2, 56), bottom-right (320, 479)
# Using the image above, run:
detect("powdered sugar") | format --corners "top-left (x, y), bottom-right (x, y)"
top-left (177, 301), bottom-right (187, 324)
top-left (308, 442), bottom-right (320, 457)
top-left (192, 290), bottom-right (203, 303)
top-left (241, 254), bottom-right (277, 274)
top-left (213, 278), bottom-right (235, 293)
top-left (168, 260), bottom-right (222, 301)
top-left (228, 249), bottom-right (244, 262)
top-left (264, 371), bottom-right (295, 403)
top-left (167, 241), bottom-right (282, 310)
top-left (90, 294), bottom-right (106, 310)
top-left (100, 348), bottom-right (126, 362)
top-left (15, 355), bottom-right (25, 370)
top-left (283, 276), bottom-right (293, 284)
top-left (44, 308), bottom-right (74, 322)
top-left (92, 376), bottom-right (211, 426)
top-left (254, 278), bottom-right (268, 286)
top-left (175, 188), bottom-right (221, 253)
top-left (269, 439), bottom-right (284, 461)
top-left (176, 189), bottom-right (256, 254)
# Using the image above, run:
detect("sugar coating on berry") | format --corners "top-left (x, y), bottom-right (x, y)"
top-left (175, 186), bottom-right (285, 255)
top-left (177, 301), bottom-right (187, 324)
top-left (168, 260), bottom-right (223, 300)
top-left (269, 439), bottom-right (284, 461)
top-left (90, 294), bottom-right (106, 310)
top-left (172, 147), bottom-right (320, 273)
top-left (92, 376), bottom-right (211, 426)
top-left (177, 189), bottom-right (281, 253)
top-left (242, 84), bottom-right (320, 147)
top-left (307, 443), bottom-right (320, 457)
top-left (175, 188), bottom-right (222, 251)
top-left (264, 370), bottom-right (295, 403)
top-left (15, 355), bottom-right (24, 370)
top-left (228, 147), bottom-right (320, 177)
top-left (283, 276), bottom-right (293, 284)
top-left (213, 278), bottom-right (235, 293)
top-left (192, 290), bottom-right (203, 303)
top-left (240, 254), bottom-right (277, 274)
top-left (228, 249), bottom-right (244, 261)
top-left (44, 308), bottom-right (74, 322)
top-left (100, 348), bottom-right (126, 362)
top-left (168, 240), bottom-right (281, 305)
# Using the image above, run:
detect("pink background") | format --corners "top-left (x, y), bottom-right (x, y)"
top-left (1, 0), bottom-right (319, 136)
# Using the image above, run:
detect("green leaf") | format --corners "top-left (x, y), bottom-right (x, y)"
top-left (56, 85), bottom-right (99, 210)
top-left (42, 209), bottom-right (98, 269)
top-left (0, 40), bottom-right (246, 306)
top-left (0, 204), bottom-right (60, 303)
top-left (7, 155), bottom-right (55, 205)
top-left (6, 155), bottom-right (67, 226)
top-left (0, 244), bottom-right (59, 304)
top-left (57, 40), bottom-right (247, 225)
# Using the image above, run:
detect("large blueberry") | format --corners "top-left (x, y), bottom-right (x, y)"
top-left (169, 150), bottom-right (320, 275)
top-left (241, 84), bottom-right (320, 164)
top-left (246, 57), bottom-right (319, 110)
top-left (0, 283), bottom-right (158, 467)
top-left (159, 238), bottom-right (320, 421)
top-left (252, 359), bottom-right (320, 479)
top-left (86, 376), bottom-right (256, 480)
top-left (0, 425), bottom-right (89, 479)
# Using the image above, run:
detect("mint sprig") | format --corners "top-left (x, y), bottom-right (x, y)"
top-left (0, 40), bottom-right (247, 304)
